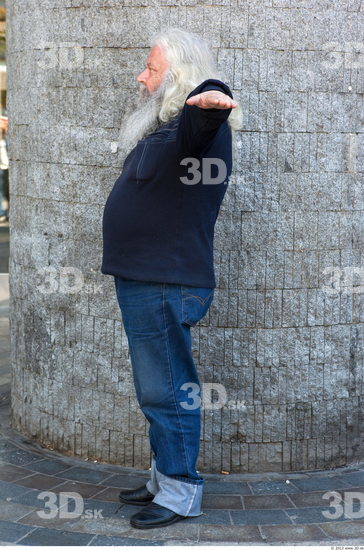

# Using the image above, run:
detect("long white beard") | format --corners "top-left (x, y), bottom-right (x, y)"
top-left (117, 78), bottom-right (169, 163)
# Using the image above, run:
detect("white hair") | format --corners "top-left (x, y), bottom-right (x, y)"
top-left (117, 28), bottom-right (242, 162)
top-left (152, 28), bottom-right (243, 131)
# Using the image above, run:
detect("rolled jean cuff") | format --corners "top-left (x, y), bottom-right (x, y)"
top-left (168, 474), bottom-right (204, 485)
top-left (146, 457), bottom-right (159, 496)
top-left (146, 456), bottom-right (204, 517)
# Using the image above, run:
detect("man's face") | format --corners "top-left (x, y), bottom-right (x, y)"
top-left (137, 45), bottom-right (170, 94)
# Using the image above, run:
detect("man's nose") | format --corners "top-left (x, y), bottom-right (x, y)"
top-left (137, 69), bottom-right (148, 83)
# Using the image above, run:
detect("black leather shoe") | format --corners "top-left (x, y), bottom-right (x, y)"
top-left (130, 502), bottom-right (188, 529)
top-left (119, 484), bottom-right (155, 506)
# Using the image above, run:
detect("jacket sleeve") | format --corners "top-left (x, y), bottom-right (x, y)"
top-left (176, 78), bottom-right (233, 156)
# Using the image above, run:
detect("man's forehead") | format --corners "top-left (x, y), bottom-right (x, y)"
top-left (146, 45), bottom-right (167, 67)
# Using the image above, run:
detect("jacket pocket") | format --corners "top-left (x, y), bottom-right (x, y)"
top-left (135, 140), bottom-right (164, 183)
top-left (181, 286), bottom-right (214, 327)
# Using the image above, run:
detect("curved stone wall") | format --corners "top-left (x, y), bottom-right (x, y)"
top-left (7, 0), bottom-right (364, 472)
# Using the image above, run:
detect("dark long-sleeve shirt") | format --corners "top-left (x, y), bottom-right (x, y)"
top-left (101, 78), bottom-right (233, 288)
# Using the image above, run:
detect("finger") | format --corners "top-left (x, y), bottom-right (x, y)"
top-left (222, 100), bottom-right (237, 109)
top-left (213, 99), bottom-right (236, 109)
top-left (210, 95), bottom-right (237, 107)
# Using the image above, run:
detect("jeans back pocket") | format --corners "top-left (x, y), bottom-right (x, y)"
top-left (181, 286), bottom-right (214, 327)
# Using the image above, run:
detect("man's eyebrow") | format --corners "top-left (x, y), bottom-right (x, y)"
top-left (147, 61), bottom-right (157, 69)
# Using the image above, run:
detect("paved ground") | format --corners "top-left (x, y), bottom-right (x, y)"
top-left (1, 265), bottom-right (364, 544)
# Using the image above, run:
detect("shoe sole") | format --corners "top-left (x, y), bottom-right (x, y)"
top-left (130, 514), bottom-right (188, 529)
top-left (119, 496), bottom-right (154, 506)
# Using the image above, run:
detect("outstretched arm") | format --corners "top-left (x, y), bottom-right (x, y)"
top-left (177, 79), bottom-right (234, 155)
top-left (186, 90), bottom-right (237, 110)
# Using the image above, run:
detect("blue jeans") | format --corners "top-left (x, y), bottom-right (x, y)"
top-left (114, 276), bottom-right (214, 516)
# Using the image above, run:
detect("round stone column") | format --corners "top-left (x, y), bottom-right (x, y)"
top-left (8, 0), bottom-right (364, 472)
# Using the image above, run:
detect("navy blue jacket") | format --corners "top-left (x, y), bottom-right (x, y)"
top-left (101, 78), bottom-right (233, 288)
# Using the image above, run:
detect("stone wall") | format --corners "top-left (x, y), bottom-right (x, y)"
top-left (7, 0), bottom-right (364, 472)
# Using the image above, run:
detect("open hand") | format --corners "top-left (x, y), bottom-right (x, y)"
top-left (186, 90), bottom-right (237, 110)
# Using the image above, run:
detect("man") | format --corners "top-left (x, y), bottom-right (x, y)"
top-left (101, 28), bottom-right (241, 529)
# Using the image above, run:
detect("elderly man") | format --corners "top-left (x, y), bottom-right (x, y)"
top-left (101, 28), bottom-right (241, 529)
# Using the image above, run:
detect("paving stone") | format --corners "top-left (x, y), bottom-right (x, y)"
top-left (185, 510), bottom-right (231, 525)
top-left (89, 534), bottom-right (164, 545)
top-left (10, 488), bottom-right (52, 509)
top-left (55, 466), bottom-right (114, 484)
top-left (230, 508), bottom-right (291, 525)
top-left (0, 441), bottom-right (20, 455)
top-left (27, 459), bottom-right (74, 476)
top-left (0, 519), bottom-right (36, 543)
top-left (0, 480), bottom-right (31, 500)
top-left (76, 497), bottom-right (122, 518)
top-left (0, 501), bottom-right (36, 522)
top-left (101, 502), bottom-right (139, 520)
top-left (289, 490), bottom-right (336, 508)
top-left (0, 449), bottom-right (43, 467)
top-left (203, 481), bottom-right (251, 495)
top-left (319, 520), bottom-right (364, 540)
top-left (14, 474), bottom-right (65, 491)
top-left (0, 464), bottom-right (33, 483)
top-left (17, 508), bottom-right (85, 530)
top-left (99, 474), bottom-right (150, 489)
top-left (199, 524), bottom-right (262, 542)
top-left (88, 486), bottom-right (122, 502)
top-left (50, 480), bottom-right (107, 499)
top-left (341, 471), bottom-right (364, 486)
top-left (201, 494), bottom-right (243, 509)
top-left (290, 476), bottom-right (355, 492)
top-left (18, 526), bottom-right (94, 546)
top-left (260, 523), bottom-right (330, 543)
top-left (19, 511), bottom-right (131, 536)
top-left (249, 480), bottom-right (300, 495)
top-left (285, 506), bottom-right (347, 524)
top-left (127, 522), bottom-right (200, 542)
top-left (243, 494), bottom-right (294, 509)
